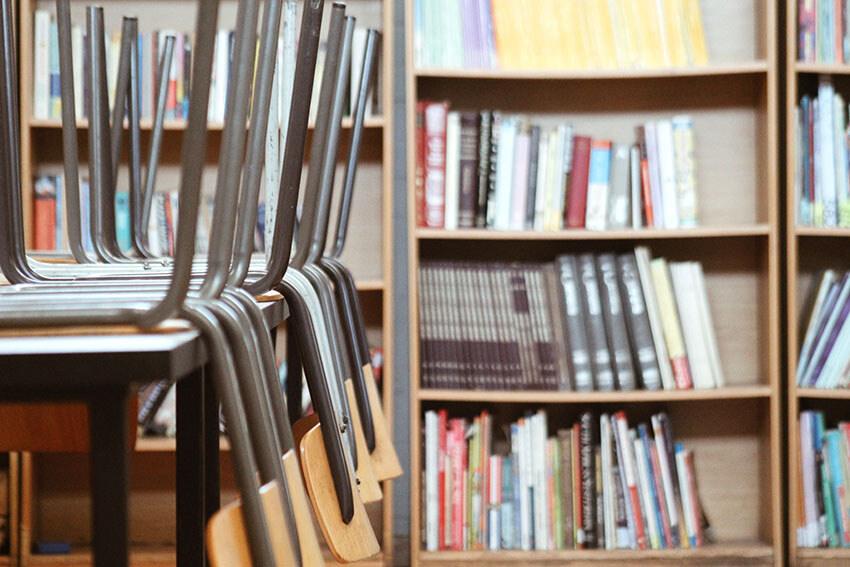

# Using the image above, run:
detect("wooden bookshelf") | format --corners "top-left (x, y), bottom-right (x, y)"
top-left (785, 2), bottom-right (850, 566)
top-left (15, 0), bottom-right (396, 564)
top-left (406, 1), bottom-right (780, 565)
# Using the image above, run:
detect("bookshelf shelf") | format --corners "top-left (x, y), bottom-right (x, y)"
top-left (795, 226), bottom-right (850, 237)
top-left (26, 116), bottom-right (387, 131)
top-left (416, 225), bottom-right (771, 242)
top-left (417, 386), bottom-right (773, 404)
top-left (418, 543), bottom-right (774, 566)
top-left (413, 61), bottom-right (770, 81)
top-left (134, 436), bottom-right (230, 452)
top-left (795, 388), bottom-right (850, 400)
top-left (794, 62), bottom-right (850, 74)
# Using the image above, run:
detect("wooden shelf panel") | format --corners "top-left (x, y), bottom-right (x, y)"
top-left (414, 62), bottom-right (769, 80)
top-left (27, 116), bottom-right (386, 131)
top-left (418, 542), bottom-right (773, 566)
top-left (796, 547), bottom-right (850, 567)
top-left (416, 225), bottom-right (771, 241)
top-left (795, 388), bottom-right (850, 400)
top-left (134, 436), bottom-right (230, 452)
top-left (418, 386), bottom-right (772, 404)
top-left (796, 226), bottom-right (850, 237)
top-left (795, 62), bottom-right (850, 75)
top-left (356, 279), bottom-right (386, 291)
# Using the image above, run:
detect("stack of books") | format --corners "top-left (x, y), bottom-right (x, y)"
top-left (798, 410), bottom-right (850, 547)
top-left (798, 0), bottom-right (850, 63)
top-left (32, 5), bottom-right (379, 124)
top-left (414, 0), bottom-right (709, 71)
top-left (423, 408), bottom-right (711, 551)
top-left (795, 76), bottom-right (850, 228)
top-left (797, 270), bottom-right (850, 388)
top-left (415, 102), bottom-right (699, 231)
top-left (418, 247), bottom-right (725, 392)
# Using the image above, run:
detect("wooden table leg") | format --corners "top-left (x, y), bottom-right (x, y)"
top-left (177, 368), bottom-right (205, 567)
top-left (89, 389), bottom-right (129, 567)
top-left (203, 366), bottom-right (220, 524)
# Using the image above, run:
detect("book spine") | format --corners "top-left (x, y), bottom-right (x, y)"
top-left (597, 253), bottom-right (637, 391)
top-left (565, 136), bottom-right (592, 228)
top-left (671, 115), bottom-right (698, 227)
top-left (475, 111), bottom-right (493, 227)
top-left (637, 127), bottom-right (655, 227)
top-left (425, 410), bottom-right (439, 550)
top-left (650, 258), bottom-right (693, 389)
top-left (33, 11), bottom-right (51, 120)
top-left (525, 126), bottom-right (541, 229)
top-left (616, 253), bottom-right (662, 390)
top-left (437, 410), bottom-right (448, 550)
top-left (584, 140), bottom-right (613, 230)
top-left (458, 112), bottom-right (481, 228)
top-left (607, 142), bottom-right (631, 229)
top-left (579, 412), bottom-right (597, 548)
top-left (423, 101), bottom-right (449, 228)
top-left (444, 111), bottom-right (461, 230)
top-left (485, 112), bottom-right (502, 228)
top-left (556, 255), bottom-right (593, 391)
top-left (615, 412), bottom-right (647, 549)
top-left (415, 101), bottom-right (427, 227)
top-left (578, 253), bottom-right (615, 391)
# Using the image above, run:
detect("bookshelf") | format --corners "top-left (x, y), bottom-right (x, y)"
top-left (14, 0), bottom-right (396, 565)
top-left (786, 2), bottom-right (850, 566)
top-left (406, 1), bottom-right (780, 565)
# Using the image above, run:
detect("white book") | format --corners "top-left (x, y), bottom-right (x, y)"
top-left (215, 29), bottom-right (231, 122)
top-left (585, 141), bottom-right (612, 231)
top-left (669, 262), bottom-right (714, 389)
top-left (611, 415), bottom-right (637, 549)
top-left (834, 93), bottom-right (850, 226)
top-left (444, 111), bottom-right (461, 230)
top-left (264, 49), bottom-right (281, 259)
top-left (71, 25), bottom-right (84, 121)
top-left (813, 98), bottom-right (823, 227)
top-left (675, 448), bottom-right (697, 546)
top-left (799, 413), bottom-right (820, 547)
top-left (798, 271), bottom-right (838, 382)
top-left (554, 125), bottom-right (574, 230)
top-left (509, 123), bottom-right (530, 231)
top-left (424, 410), bottom-right (439, 551)
top-left (538, 411), bottom-right (549, 550)
top-left (542, 128), bottom-right (560, 231)
top-left (800, 276), bottom-right (850, 386)
top-left (655, 120), bottom-right (680, 229)
top-left (633, 435), bottom-right (659, 549)
top-left (644, 122), bottom-right (664, 228)
top-left (493, 116), bottom-right (516, 230)
top-left (280, 1), bottom-right (298, 146)
top-left (630, 145), bottom-right (642, 228)
top-left (533, 134), bottom-right (549, 230)
top-left (546, 126), bottom-right (566, 231)
top-left (532, 414), bottom-right (546, 550)
top-left (33, 10), bottom-right (51, 120)
top-left (635, 247), bottom-right (676, 390)
top-left (816, 308), bottom-right (850, 388)
top-left (488, 455), bottom-right (500, 551)
top-left (819, 78), bottom-right (838, 226)
top-left (691, 262), bottom-right (726, 387)
top-left (518, 419), bottom-right (531, 550)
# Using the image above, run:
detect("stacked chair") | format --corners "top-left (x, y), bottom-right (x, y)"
top-left (0, 0), bottom-right (400, 563)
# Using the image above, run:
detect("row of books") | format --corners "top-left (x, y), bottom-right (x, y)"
top-left (418, 247), bottom-right (725, 392)
top-left (795, 77), bottom-right (850, 228)
top-left (423, 408), bottom-right (710, 551)
top-left (413, 0), bottom-right (709, 71)
top-left (798, 411), bottom-right (850, 547)
top-left (31, 174), bottom-right (252, 256)
top-left (798, 0), bottom-right (850, 64)
top-left (797, 270), bottom-right (850, 388)
top-left (32, 6), bottom-right (380, 124)
top-left (414, 102), bottom-right (699, 232)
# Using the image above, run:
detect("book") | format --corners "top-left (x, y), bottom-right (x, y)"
top-left (444, 111), bottom-right (461, 230)
top-left (565, 136), bottom-right (592, 228)
top-left (616, 253), bottom-right (663, 390)
top-left (597, 253), bottom-right (637, 391)
top-left (458, 112), bottom-right (481, 228)
top-left (423, 101), bottom-right (449, 228)
top-left (650, 257), bottom-right (694, 389)
top-left (584, 140), bottom-right (613, 231)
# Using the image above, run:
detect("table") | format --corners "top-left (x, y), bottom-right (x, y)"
top-left (0, 298), bottom-right (288, 567)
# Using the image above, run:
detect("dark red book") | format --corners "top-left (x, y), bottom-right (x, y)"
top-left (457, 112), bottom-right (480, 228)
top-left (565, 136), bottom-right (592, 228)
top-left (437, 409), bottom-right (447, 549)
top-left (415, 101), bottom-right (427, 227)
top-left (423, 101), bottom-right (449, 228)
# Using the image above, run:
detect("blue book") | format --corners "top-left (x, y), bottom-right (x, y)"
top-left (638, 424), bottom-right (665, 549)
top-left (501, 456), bottom-right (513, 550)
top-left (826, 429), bottom-right (849, 546)
top-left (80, 180), bottom-right (92, 253)
top-left (115, 191), bottom-right (131, 252)
top-left (48, 21), bottom-right (61, 119)
top-left (510, 423), bottom-right (521, 549)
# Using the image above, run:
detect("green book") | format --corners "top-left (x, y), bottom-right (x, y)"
top-left (552, 439), bottom-right (563, 550)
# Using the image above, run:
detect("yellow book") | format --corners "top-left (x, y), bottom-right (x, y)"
top-left (585, 0), bottom-right (618, 69)
top-left (650, 257), bottom-right (692, 389)
top-left (512, 0), bottom-right (534, 69)
top-left (537, 0), bottom-right (560, 69)
top-left (611, 0), bottom-right (640, 68)
top-left (489, 0), bottom-right (515, 68)
top-left (631, 0), bottom-right (665, 68)
top-left (682, 0), bottom-right (709, 65)
top-left (560, 0), bottom-right (589, 69)
top-left (660, 0), bottom-right (688, 67)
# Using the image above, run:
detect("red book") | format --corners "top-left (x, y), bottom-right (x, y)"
top-left (423, 101), bottom-right (449, 228)
top-left (480, 411), bottom-right (489, 550)
top-left (614, 412), bottom-right (647, 550)
top-left (415, 101), bottom-right (427, 227)
top-left (836, 0), bottom-right (843, 64)
top-left (33, 197), bottom-right (56, 250)
top-left (450, 419), bottom-right (465, 550)
top-left (437, 409), bottom-right (447, 550)
top-left (684, 451), bottom-right (703, 547)
top-left (163, 195), bottom-right (175, 256)
top-left (637, 127), bottom-right (654, 226)
top-left (565, 136), bottom-right (592, 228)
